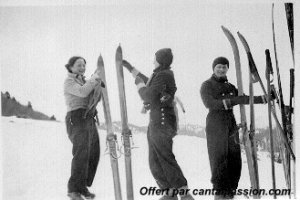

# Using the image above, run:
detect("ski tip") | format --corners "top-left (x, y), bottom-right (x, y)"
top-left (98, 54), bottom-right (104, 66)
top-left (221, 26), bottom-right (231, 35)
top-left (116, 45), bottom-right (122, 53)
top-left (237, 31), bottom-right (243, 38)
top-left (237, 32), bottom-right (247, 45)
top-left (237, 32), bottom-right (249, 47)
top-left (221, 25), bottom-right (227, 31)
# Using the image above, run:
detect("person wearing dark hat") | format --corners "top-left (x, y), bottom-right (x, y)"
top-left (200, 57), bottom-right (267, 199)
top-left (64, 56), bottom-right (104, 200)
top-left (122, 48), bottom-right (194, 200)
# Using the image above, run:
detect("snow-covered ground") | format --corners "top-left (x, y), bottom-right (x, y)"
top-left (1, 117), bottom-right (291, 200)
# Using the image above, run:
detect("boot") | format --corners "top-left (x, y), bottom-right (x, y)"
top-left (159, 195), bottom-right (178, 200)
top-left (81, 189), bottom-right (95, 199)
top-left (159, 188), bottom-right (178, 200)
top-left (214, 194), bottom-right (230, 200)
top-left (67, 192), bottom-right (84, 200)
top-left (180, 193), bottom-right (195, 200)
top-left (177, 185), bottom-right (194, 200)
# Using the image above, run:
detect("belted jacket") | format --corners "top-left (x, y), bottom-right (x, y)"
top-left (136, 65), bottom-right (177, 129)
top-left (200, 74), bottom-right (266, 113)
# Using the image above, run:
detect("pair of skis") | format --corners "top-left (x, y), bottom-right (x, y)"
top-left (91, 46), bottom-right (134, 200)
top-left (221, 26), bottom-right (295, 199)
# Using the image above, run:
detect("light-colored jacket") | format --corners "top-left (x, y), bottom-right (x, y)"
top-left (64, 72), bottom-right (99, 112)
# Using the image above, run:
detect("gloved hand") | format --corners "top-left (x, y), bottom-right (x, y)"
top-left (99, 81), bottom-right (105, 88)
top-left (269, 91), bottom-right (277, 101)
top-left (91, 73), bottom-right (100, 82)
top-left (135, 76), bottom-right (144, 85)
top-left (122, 60), bottom-right (134, 72)
top-left (91, 73), bottom-right (105, 87)
top-left (229, 95), bottom-right (248, 106)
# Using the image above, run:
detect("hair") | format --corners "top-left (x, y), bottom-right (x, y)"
top-left (65, 56), bottom-right (86, 73)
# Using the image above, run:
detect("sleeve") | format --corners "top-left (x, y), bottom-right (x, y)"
top-left (131, 67), bottom-right (149, 83)
top-left (137, 72), bottom-right (167, 103)
top-left (200, 81), bottom-right (229, 110)
top-left (64, 78), bottom-right (99, 98)
top-left (229, 95), bottom-right (266, 105)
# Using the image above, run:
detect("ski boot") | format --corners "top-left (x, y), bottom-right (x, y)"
top-left (81, 189), bottom-right (95, 199)
top-left (177, 186), bottom-right (194, 200)
top-left (159, 195), bottom-right (178, 200)
top-left (67, 192), bottom-right (84, 200)
top-left (180, 193), bottom-right (195, 200)
top-left (159, 188), bottom-right (178, 200)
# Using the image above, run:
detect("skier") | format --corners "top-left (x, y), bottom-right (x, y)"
top-left (64, 56), bottom-right (102, 200)
top-left (122, 48), bottom-right (194, 200)
top-left (200, 57), bottom-right (267, 199)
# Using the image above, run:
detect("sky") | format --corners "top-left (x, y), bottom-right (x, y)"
top-left (0, 0), bottom-right (298, 128)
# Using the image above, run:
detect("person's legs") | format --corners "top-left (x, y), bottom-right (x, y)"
top-left (147, 127), bottom-right (171, 189)
top-left (86, 120), bottom-right (100, 187)
top-left (149, 124), bottom-right (188, 189)
top-left (206, 115), bottom-right (231, 196)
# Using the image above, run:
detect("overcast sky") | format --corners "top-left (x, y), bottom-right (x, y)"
top-left (0, 0), bottom-right (298, 128)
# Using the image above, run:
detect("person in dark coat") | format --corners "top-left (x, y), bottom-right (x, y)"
top-left (200, 57), bottom-right (267, 199)
top-left (64, 56), bottom-right (103, 200)
top-left (122, 48), bottom-right (194, 200)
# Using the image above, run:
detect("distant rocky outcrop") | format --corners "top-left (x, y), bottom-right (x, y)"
top-left (1, 91), bottom-right (56, 121)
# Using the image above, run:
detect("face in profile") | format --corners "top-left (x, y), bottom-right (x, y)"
top-left (153, 56), bottom-right (160, 69)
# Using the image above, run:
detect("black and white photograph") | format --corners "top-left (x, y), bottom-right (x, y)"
top-left (0, 1), bottom-right (299, 200)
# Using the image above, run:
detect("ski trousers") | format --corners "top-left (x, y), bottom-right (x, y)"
top-left (205, 110), bottom-right (241, 192)
top-left (147, 122), bottom-right (188, 189)
top-left (65, 108), bottom-right (100, 193)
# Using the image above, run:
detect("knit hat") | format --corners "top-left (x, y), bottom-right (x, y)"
top-left (212, 57), bottom-right (229, 70)
top-left (155, 48), bottom-right (173, 67)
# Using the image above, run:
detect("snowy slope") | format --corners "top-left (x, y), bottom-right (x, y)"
top-left (1, 117), bottom-right (290, 200)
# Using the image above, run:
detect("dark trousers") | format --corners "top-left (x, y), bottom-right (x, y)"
top-left (65, 109), bottom-right (100, 193)
top-left (147, 123), bottom-right (187, 189)
top-left (206, 112), bottom-right (242, 193)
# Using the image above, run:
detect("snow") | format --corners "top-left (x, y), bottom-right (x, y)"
top-left (1, 117), bottom-right (291, 200)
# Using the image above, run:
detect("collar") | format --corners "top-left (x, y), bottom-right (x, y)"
top-left (211, 74), bottom-right (228, 83)
top-left (153, 65), bottom-right (171, 73)
top-left (68, 72), bottom-right (85, 79)
top-left (68, 72), bottom-right (86, 83)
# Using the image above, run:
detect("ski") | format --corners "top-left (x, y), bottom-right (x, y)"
top-left (115, 45), bottom-right (134, 200)
top-left (284, 3), bottom-right (294, 65)
top-left (272, 3), bottom-right (292, 191)
top-left (237, 31), bottom-right (295, 160)
top-left (265, 49), bottom-right (276, 198)
top-left (97, 54), bottom-right (123, 200)
top-left (284, 3), bottom-right (295, 195)
top-left (248, 49), bottom-right (260, 199)
top-left (221, 26), bottom-right (259, 197)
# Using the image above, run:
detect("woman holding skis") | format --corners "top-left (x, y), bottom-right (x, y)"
top-left (200, 57), bottom-right (267, 199)
top-left (64, 56), bottom-right (102, 200)
top-left (122, 48), bottom-right (194, 200)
